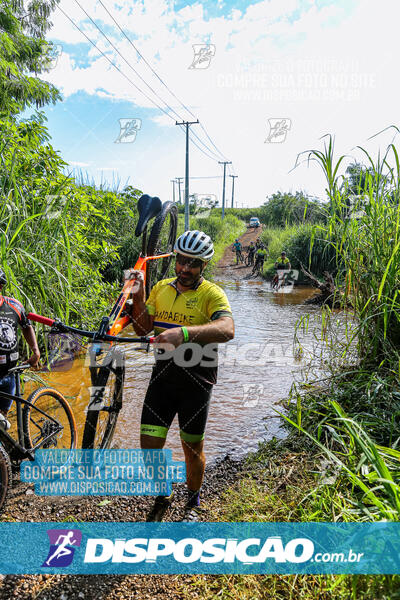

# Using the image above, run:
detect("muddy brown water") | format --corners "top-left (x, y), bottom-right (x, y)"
top-left (33, 281), bottom-right (318, 462)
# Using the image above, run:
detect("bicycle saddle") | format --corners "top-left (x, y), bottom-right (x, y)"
top-left (135, 194), bottom-right (162, 236)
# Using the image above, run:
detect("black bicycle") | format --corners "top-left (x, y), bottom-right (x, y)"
top-left (29, 195), bottom-right (178, 451)
top-left (0, 364), bottom-right (77, 513)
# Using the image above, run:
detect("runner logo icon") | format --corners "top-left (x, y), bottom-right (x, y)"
top-left (42, 529), bottom-right (82, 567)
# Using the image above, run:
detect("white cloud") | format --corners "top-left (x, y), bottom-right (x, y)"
top-left (69, 160), bottom-right (91, 167)
top-left (46, 0), bottom-right (400, 205)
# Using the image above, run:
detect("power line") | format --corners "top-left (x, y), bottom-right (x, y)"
top-left (229, 174), bottom-right (238, 208)
top-left (219, 160), bottom-right (232, 219)
top-left (176, 175), bottom-right (223, 179)
top-left (60, 3), bottom-right (221, 162)
top-left (97, 0), bottom-right (229, 161)
top-left (70, 1), bottom-right (225, 163)
top-left (176, 119), bottom-right (199, 230)
top-left (57, 4), bottom-right (177, 123)
top-left (58, 3), bottom-right (234, 174)
top-left (73, 0), bottom-right (186, 123)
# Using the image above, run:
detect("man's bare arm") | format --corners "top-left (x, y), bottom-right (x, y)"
top-left (124, 270), bottom-right (153, 335)
top-left (22, 326), bottom-right (40, 367)
top-left (130, 294), bottom-right (154, 335)
top-left (155, 316), bottom-right (234, 347)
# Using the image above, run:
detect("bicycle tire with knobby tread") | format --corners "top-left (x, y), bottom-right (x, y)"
top-left (23, 387), bottom-right (77, 451)
top-left (81, 354), bottom-right (125, 450)
top-left (145, 201), bottom-right (178, 298)
top-left (0, 442), bottom-right (12, 515)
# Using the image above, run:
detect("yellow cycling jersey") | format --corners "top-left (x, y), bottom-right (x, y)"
top-left (146, 277), bottom-right (232, 335)
top-left (276, 257), bottom-right (290, 266)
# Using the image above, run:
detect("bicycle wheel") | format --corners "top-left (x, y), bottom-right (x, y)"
top-left (82, 352), bottom-right (125, 449)
top-left (23, 387), bottom-right (77, 451)
top-left (146, 201), bottom-right (178, 298)
top-left (0, 442), bottom-right (11, 515)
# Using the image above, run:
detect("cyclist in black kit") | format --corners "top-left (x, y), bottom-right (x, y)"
top-left (0, 268), bottom-right (40, 429)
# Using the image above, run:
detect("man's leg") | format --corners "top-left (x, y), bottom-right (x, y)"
top-left (178, 380), bottom-right (212, 519)
top-left (140, 373), bottom-right (176, 521)
top-left (140, 434), bottom-right (165, 450)
top-left (181, 440), bottom-right (205, 493)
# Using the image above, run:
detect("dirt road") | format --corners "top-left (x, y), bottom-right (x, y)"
top-left (215, 225), bottom-right (263, 280)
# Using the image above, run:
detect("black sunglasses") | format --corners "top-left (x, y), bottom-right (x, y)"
top-left (175, 255), bottom-right (204, 268)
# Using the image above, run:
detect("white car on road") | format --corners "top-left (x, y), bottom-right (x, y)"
top-left (248, 217), bottom-right (261, 228)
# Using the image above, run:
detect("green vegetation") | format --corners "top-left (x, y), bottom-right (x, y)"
top-left (179, 573), bottom-right (400, 600)
top-left (288, 135), bottom-right (400, 521)
top-left (0, 0), bottom-right (61, 115)
top-left (212, 192), bottom-right (325, 227)
top-left (182, 136), bottom-right (400, 598)
top-left (0, 112), bottom-right (142, 334)
top-left (248, 224), bottom-right (336, 281)
top-left (191, 213), bottom-right (246, 274)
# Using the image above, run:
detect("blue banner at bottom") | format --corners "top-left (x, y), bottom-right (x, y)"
top-left (0, 522), bottom-right (399, 574)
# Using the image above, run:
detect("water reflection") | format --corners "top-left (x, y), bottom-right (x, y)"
top-left (35, 283), bottom-right (318, 461)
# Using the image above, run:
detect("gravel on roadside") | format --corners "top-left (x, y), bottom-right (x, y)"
top-left (0, 454), bottom-right (243, 600)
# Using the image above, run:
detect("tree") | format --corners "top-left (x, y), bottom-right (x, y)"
top-left (262, 191), bottom-right (324, 227)
top-left (344, 162), bottom-right (371, 194)
top-left (0, 0), bottom-right (61, 115)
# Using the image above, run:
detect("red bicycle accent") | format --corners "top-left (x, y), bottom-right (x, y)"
top-left (27, 313), bottom-right (54, 327)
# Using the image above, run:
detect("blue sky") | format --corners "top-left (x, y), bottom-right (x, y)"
top-left (37, 0), bottom-right (399, 205)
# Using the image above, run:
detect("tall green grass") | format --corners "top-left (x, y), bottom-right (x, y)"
top-left (258, 224), bottom-right (334, 280)
top-left (306, 134), bottom-right (400, 365)
top-left (0, 113), bottom-right (140, 346)
top-left (290, 133), bottom-right (400, 522)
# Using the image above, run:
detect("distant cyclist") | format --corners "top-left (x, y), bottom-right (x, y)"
top-left (272, 252), bottom-right (291, 288)
top-left (127, 230), bottom-right (234, 522)
top-left (0, 268), bottom-right (40, 429)
top-left (255, 237), bottom-right (262, 250)
top-left (252, 244), bottom-right (267, 276)
top-left (246, 241), bottom-right (256, 266)
top-left (232, 239), bottom-right (243, 265)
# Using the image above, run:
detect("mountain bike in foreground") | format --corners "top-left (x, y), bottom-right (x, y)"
top-left (29, 195), bottom-right (178, 451)
top-left (0, 363), bottom-right (77, 513)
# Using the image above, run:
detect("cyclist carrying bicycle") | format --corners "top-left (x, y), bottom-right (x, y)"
top-left (232, 239), bottom-right (243, 265)
top-left (0, 269), bottom-right (40, 429)
top-left (127, 230), bottom-right (234, 522)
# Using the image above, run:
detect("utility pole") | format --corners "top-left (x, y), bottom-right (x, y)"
top-left (176, 120), bottom-right (199, 231)
top-left (218, 161), bottom-right (232, 219)
top-left (170, 179), bottom-right (176, 203)
top-left (229, 174), bottom-right (238, 209)
top-left (176, 177), bottom-right (184, 205)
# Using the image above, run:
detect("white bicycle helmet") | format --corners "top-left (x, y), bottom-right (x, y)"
top-left (174, 230), bottom-right (214, 261)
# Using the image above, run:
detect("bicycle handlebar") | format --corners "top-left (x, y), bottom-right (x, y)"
top-left (8, 363), bottom-right (31, 374)
top-left (27, 312), bottom-right (155, 344)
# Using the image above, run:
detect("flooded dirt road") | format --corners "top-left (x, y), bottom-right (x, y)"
top-left (40, 279), bottom-right (317, 462)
